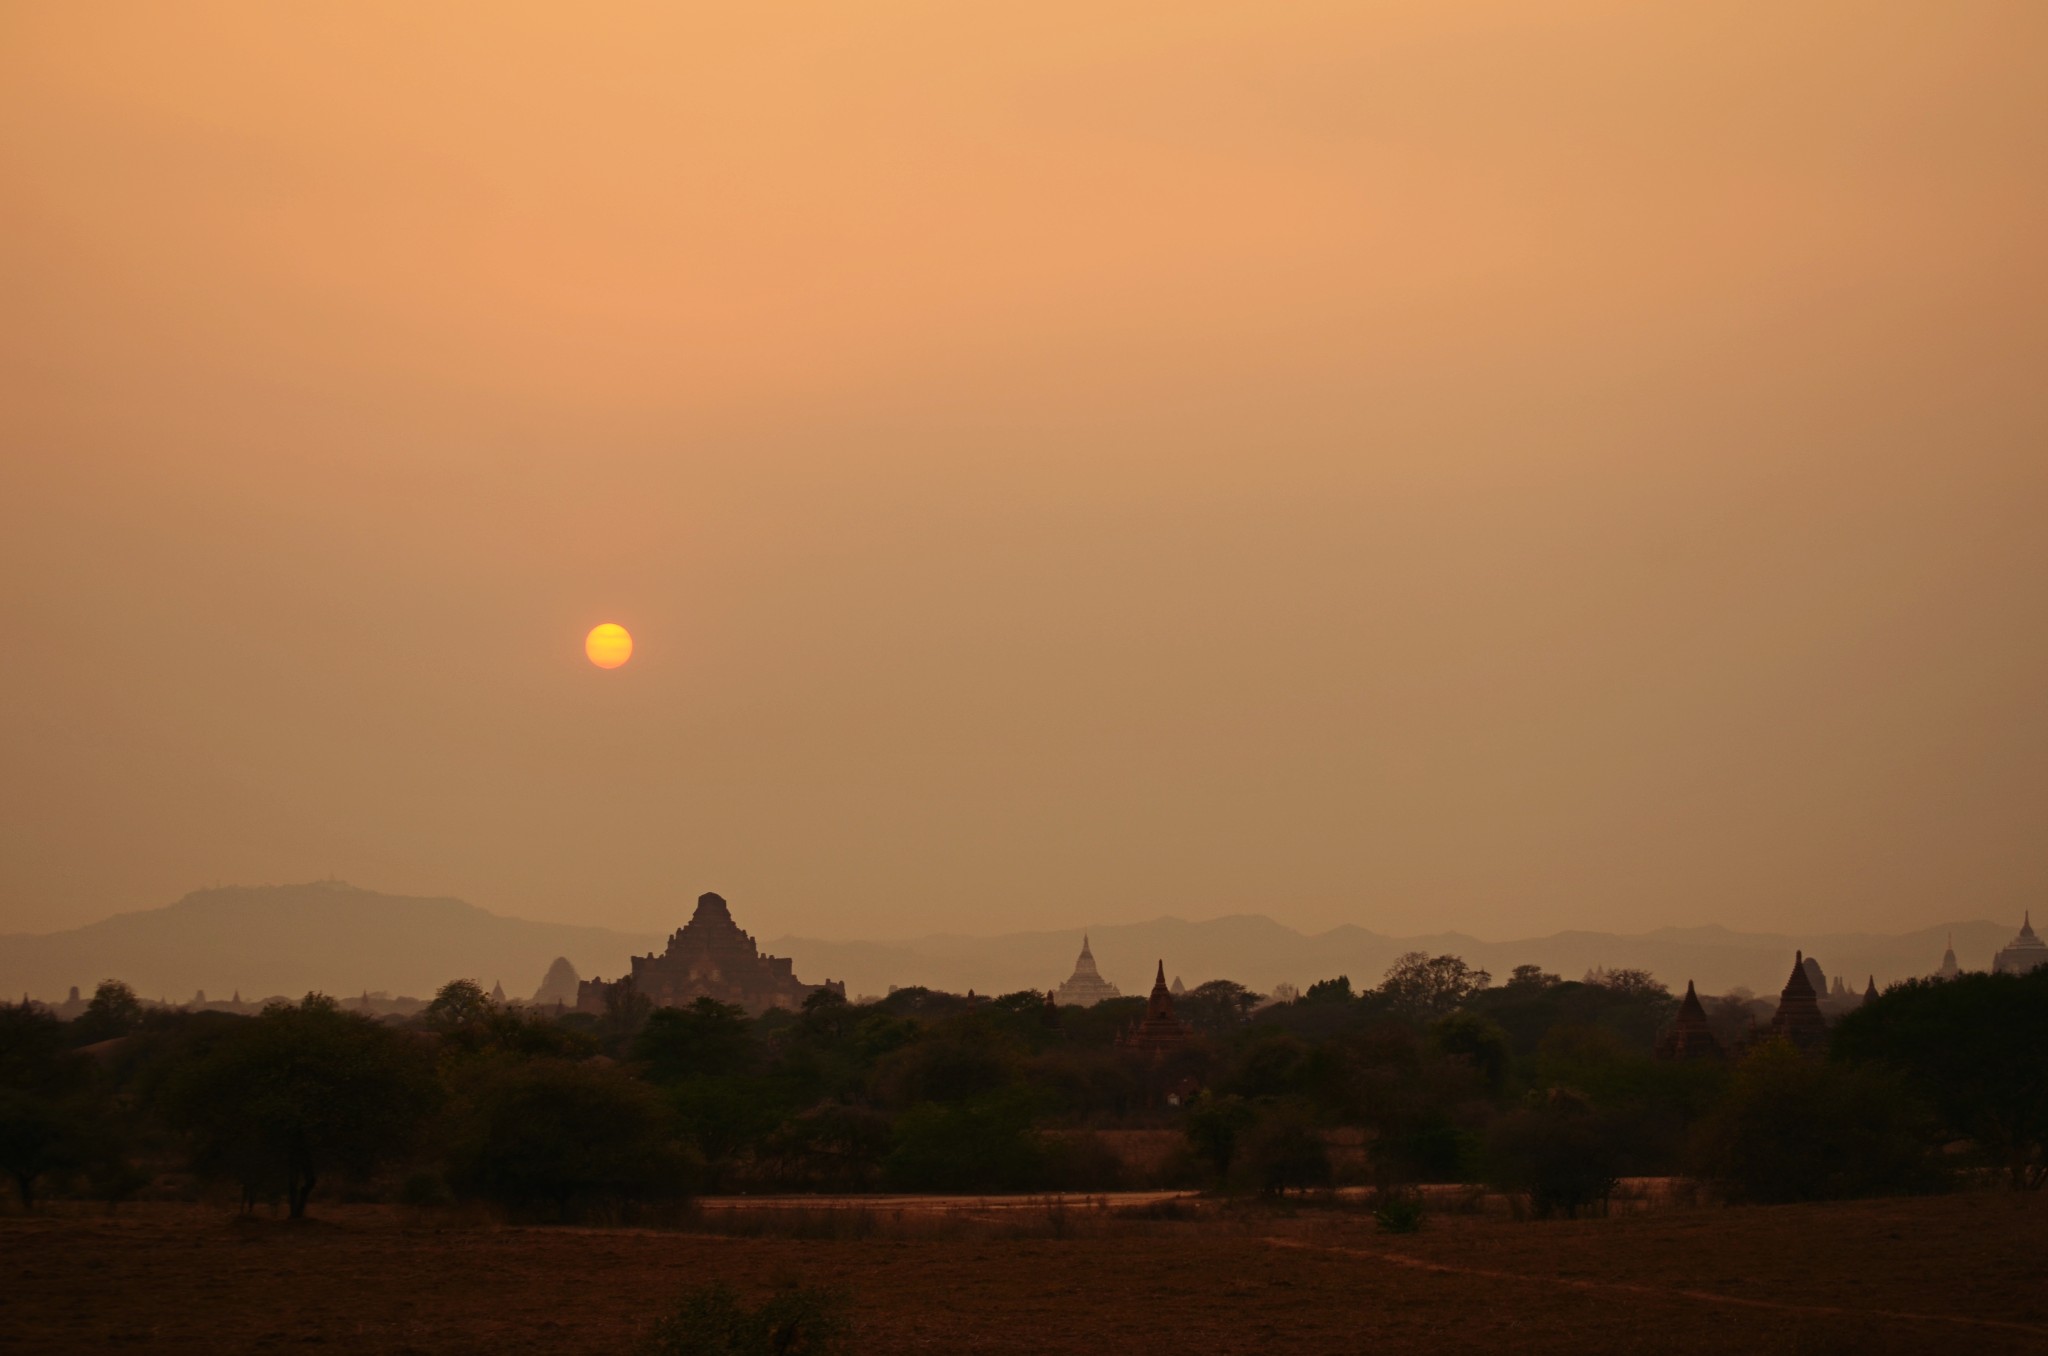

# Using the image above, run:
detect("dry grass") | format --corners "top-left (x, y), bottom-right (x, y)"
top-left (5, 1192), bottom-right (2046, 1354)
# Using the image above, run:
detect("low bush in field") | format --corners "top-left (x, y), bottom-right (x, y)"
top-left (641, 1282), bottom-right (852, 1356)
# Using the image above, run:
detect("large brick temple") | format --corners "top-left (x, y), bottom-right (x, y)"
top-left (577, 891), bottom-right (843, 1017)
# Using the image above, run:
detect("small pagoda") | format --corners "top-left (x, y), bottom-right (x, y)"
top-left (1116, 961), bottom-right (1192, 1055)
top-left (1763, 950), bottom-right (1829, 1052)
top-left (1654, 980), bottom-right (1723, 1060)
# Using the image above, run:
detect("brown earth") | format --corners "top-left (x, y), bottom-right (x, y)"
top-left (3, 1192), bottom-right (2045, 1355)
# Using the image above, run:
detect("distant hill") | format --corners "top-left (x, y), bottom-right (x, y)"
top-left (0, 882), bottom-right (657, 1005)
top-left (0, 880), bottom-right (2019, 1006)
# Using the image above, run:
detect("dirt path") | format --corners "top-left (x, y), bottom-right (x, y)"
top-left (1265, 1235), bottom-right (2048, 1340)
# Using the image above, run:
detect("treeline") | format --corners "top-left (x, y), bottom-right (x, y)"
top-left (2, 955), bottom-right (2043, 1220)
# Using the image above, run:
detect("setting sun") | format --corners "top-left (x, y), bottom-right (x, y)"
top-left (584, 623), bottom-right (632, 669)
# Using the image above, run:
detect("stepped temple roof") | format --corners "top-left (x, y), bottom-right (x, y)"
top-left (1994, 912), bottom-right (2048, 976)
top-left (1655, 980), bottom-right (1723, 1060)
top-left (1055, 935), bottom-right (1122, 1007)
top-left (577, 891), bottom-right (842, 1017)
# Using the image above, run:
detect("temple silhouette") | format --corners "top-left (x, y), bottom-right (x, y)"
top-left (577, 891), bottom-right (842, 1017)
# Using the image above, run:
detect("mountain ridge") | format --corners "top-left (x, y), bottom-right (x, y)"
top-left (1, 881), bottom-right (2018, 1004)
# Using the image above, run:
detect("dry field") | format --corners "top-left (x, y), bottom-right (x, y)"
top-left (4, 1192), bottom-right (2045, 1355)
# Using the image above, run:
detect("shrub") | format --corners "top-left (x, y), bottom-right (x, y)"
top-left (443, 1058), bottom-right (698, 1218)
top-left (641, 1283), bottom-right (852, 1356)
top-left (1233, 1103), bottom-right (1332, 1195)
top-left (1373, 1190), bottom-right (1426, 1234)
top-left (882, 1093), bottom-right (1045, 1192)
top-left (1690, 1039), bottom-right (1944, 1203)
top-left (1485, 1092), bottom-right (1624, 1219)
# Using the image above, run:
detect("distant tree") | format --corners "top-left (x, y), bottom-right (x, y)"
top-left (634, 999), bottom-right (757, 1083)
top-left (1486, 1091), bottom-right (1624, 1219)
top-left (1180, 980), bottom-right (1261, 1033)
top-left (1430, 1011), bottom-right (1510, 1097)
top-left (1233, 1101), bottom-right (1332, 1195)
top-left (1831, 970), bottom-right (2048, 1189)
top-left (167, 995), bottom-right (438, 1218)
top-left (755, 1103), bottom-right (893, 1192)
top-left (1583, 967), bottom-right (1669, 1000)
top-left (1182, 1092), bottom-right (1258, 1179)
top-left (1302, 976), bottom-right (1354, 1004)
top-left (1505, 965), bottom-right (1560, 990)
top-left (0, 1090), bottom-right (82, 1208)
top-left (424, 979), bottom-right (495, 1030)
top-left (1378, 953), bottom-right (1492, 1022)
top-left (443, 1057), bottom-right (697, 1218)
top-left (883, 1092), bottom-right (1046, 1192)
top-left (71, 981), bottom-right (144, 1045)
top-left (600, 977), bottom-right (655, 1052)
top-left (1690, 1039), bottom-right (1943, 1203)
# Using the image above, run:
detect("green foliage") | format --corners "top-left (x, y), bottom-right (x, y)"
top-left (1377, 953), bottom-right (1492, 1022)
top-left (1233, 1101), bottom-right (1332, 1195)
top-left (883, 1093), bottom-right (1045, 1191)
top-left (1831, 970), bottom-right (2048, 1189)
top-left (635, 1000), bottom-right (758, 1083)
top-left (1485, 1093), bottom-right (1625, 1218)
top-left (1430, 1011), bottom-right (1510, 1097)
top-left (755, 1103), bottom-right (892, 1191)
top-left (443, 1057), bottom-right (697, 1217)
top-left (1302, 976), bottom-right (1353, 1003)
top-left (71, 980), bottom-right (145, 1045)
top-left (1183, 1091), bottom-right (1258, 1178)
top-left (0, 1088), bottom-right (83, 1208)
top-left (1690, 1040), bottom-right (1944, 1203)
top-left (1179, 980), bottom-right (1261, 1034)
top-left (166, 995), bottom-right (438, 1217)
top-left (641, 1283), bottom-right (852, 1356)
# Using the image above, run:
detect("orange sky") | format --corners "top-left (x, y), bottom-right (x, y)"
top-left (3, 2), bottom-right (2045, 942)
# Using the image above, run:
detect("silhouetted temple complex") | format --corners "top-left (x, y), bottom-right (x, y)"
top-left (1655, 980), bottom-right (1722, 1060)
top-left (577, 891), bottom-right (842, 1017)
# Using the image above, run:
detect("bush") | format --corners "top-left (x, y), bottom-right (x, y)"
top-left (1831, 970), bottom-right (2048, 1189)
top-left (165, 995), bottom-right (438, 1218)
top-left (1690, 1039), bottom-right (1944, 1203)
top-left (1233, 1103), bottom-right (1332, 1195)
top-left (1485, 1092), bottom-right (1625, 1219)
top-left (443, 1058), bottom-right (698, 1218)
top-left (641, 1283), bottom-right (852, 1356)
top-left (1373, 1190), bottom-right (1426, 1234)
top-left (882, 1093), bottom-right (1044, 1192)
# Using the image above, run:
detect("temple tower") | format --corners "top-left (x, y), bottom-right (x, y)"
top-left (1655, 980), bottom-right (1723, 1060)
top-left (1765, 950), bottom-right (1829, 1051)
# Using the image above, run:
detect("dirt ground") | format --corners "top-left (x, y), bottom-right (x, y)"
top-left (4, 1192), bottom-right (2045, 1355)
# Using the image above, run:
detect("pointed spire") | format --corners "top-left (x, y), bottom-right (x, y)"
top-left (1155, 959), bottom-right (1166, 986)
top-left (1080, 934), bottom-right (1092, 957)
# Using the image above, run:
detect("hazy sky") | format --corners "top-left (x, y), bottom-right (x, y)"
top-left (4, 3), bottom-right (2045, 943)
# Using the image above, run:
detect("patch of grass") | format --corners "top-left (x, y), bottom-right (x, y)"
top-left (641, 1282), bottom-right (852, 1356)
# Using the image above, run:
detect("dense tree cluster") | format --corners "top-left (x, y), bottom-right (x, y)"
top-left (1, 961), bottom-right (2041, 1218)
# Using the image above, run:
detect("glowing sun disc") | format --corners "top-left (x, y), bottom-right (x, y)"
top-left (585, 623), bottom-right (633, 669)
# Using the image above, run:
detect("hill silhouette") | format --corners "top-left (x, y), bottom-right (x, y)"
top-left (0, 882), bottom-right (655, 1005)
top-left (0, 880), bottom-right (2016, 1004)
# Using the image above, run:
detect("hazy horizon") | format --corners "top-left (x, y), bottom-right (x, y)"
top-left (6, 4), bottom-right (2046, 944)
